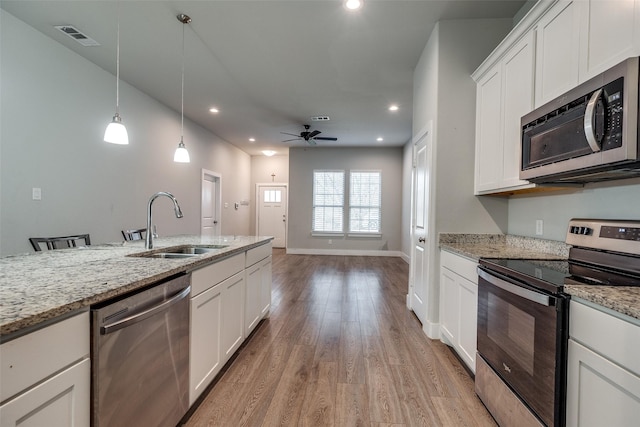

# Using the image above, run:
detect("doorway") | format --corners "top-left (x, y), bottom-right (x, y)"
top-left (201, 169), bottom-right (221, 237)
top-left (256, 184), bottom-right (287, 248)
top-left (409, 122), bottom-right (432, 325)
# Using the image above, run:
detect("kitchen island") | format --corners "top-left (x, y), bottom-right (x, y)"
top-left (0, 235), bottom-right (273, 338)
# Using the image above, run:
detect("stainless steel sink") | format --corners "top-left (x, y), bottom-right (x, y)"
top-left (130, 244), bottom-right (230, 259)
top-left (163, 245), bottom-right (229, 254)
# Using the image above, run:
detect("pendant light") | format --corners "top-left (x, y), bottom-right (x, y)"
top-left (104, 0), bottom-right (129, 145)
top-left (174, 13), bottom-right (191, 163)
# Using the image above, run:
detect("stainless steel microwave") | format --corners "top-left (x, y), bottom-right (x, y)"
top-left (520, 57), bottom-right (640, 184)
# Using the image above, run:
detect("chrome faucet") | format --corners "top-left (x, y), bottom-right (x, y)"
top-left (146, 191), bottom-right (183, 249)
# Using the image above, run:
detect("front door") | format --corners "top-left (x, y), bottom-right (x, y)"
top-left (256, 184), bottom-right (287, 248)
top-left (410, 123), bottom-right (432, 325)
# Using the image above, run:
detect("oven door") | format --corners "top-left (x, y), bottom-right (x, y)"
top-left (477, 267), bottom-right (568, 427)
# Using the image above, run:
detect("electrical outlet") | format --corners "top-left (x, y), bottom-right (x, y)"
top-left (536, 220), bottom-right (544, 236)
top-left (328, 239), bottom-right (332, 245)
top-left (32, 187), bottom-right (42, 200)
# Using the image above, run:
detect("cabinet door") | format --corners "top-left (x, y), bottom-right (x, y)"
top-left (439, 267), bottom-right (459, 346)
top-left (260, 255), bottom-right (272, 318)
top-left (578, 0), bottom-right (640, 81)
top-left (0, 358), bottom-right (90, 427)
top-left (474, 64), bottom-right (504, 194)
top-left (245, 262), bottom-right (262, 336)
top-left (535, 0), bottom-right (581, 106)
top-left (189, 284), bottom-right (223, 405)
top-left (221, 272), bottom-right (245, 362)
top-left (501, 31), bottom-right (535, 189)
top-left (566, 339), bottom-right (640, 427)
top-left (457, 276), bottom-right (478, 372)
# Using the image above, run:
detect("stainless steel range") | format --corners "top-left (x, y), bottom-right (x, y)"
top-left (476, 219), bottom-right (640, 427)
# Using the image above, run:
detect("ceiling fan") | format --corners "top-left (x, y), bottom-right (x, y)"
top-left (281, 125), bottom-right (337, 145)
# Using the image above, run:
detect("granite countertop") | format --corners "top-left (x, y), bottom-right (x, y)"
top-left (0, 235), bottom-right (272, 338)
top-left (439, 233), bottom-right (570, 261)
top-left (439, 233), bottom-right (640, 321)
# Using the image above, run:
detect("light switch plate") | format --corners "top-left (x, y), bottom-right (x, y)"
top-left (536, 219), bottom-right (543, 236)
top-left (32, 187), bottom-right (42, 200)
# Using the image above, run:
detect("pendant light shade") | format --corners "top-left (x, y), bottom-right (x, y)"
top-left (104, 113), bottom-right (129, 144)
top-left (105, 1), bottom-right (129, 145)
top-left (174, 14), bottom-right (191, 163)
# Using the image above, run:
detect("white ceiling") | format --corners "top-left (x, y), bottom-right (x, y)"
top-left (1, 0), bottom-right (524, 156)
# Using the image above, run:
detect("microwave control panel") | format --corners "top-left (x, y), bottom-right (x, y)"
top-left (601, 77), bottom-right (624, 151)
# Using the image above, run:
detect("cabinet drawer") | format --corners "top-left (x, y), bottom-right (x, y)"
top-left (0, 312), bottom-right (89, 402)
top-left (570, 301), bottom-right (640, 377)
top-left (191, 253), bottom-right (244, 297)
top-left (245, 242), bottom-right (272, 267)
top-left (440, 250), bottom-right (478, 284)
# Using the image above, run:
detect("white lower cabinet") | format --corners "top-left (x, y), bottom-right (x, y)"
top-left (189, 282), bottom-right (223, 406)
top-left (0, 312), bottom-right (90, 427)
top-left (244, 243), bottom-right (272, 337)
top-left (189, 242), bottom-right (273, 404)
top-left (566, 300), bottom-right (640, 427)
top-left (439, 250), bottom-right (478, 373)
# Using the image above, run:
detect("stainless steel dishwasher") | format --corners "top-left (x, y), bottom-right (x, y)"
top-left (91, 273), bottom-right (191, 427)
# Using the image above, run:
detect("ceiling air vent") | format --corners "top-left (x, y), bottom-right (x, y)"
top-left (54, 25), bottom-right (100, 47)
top-left (310, 116), bottom-right (330, 121)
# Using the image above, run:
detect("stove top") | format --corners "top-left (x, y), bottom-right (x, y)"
top-left (480, 219), bottom-right (640, 294)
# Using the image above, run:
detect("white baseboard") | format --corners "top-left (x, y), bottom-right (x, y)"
top-left (399, 252), bottom-right (410, 264)
top-left (423, 320), bottom-right (440, 340)
top-left (286, 248), bottom-right (404, 257)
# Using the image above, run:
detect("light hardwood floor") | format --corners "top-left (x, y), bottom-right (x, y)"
top-left (182, 249), bottom-right (497, 427)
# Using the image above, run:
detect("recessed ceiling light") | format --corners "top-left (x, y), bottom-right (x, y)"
top-left (262, 150), bottom-right (276, 157)
top-left (249, 138), bottom-right (256, 142)
top-left (344, 0), bottom-right (363, 10)
top-left (209, 107), bottom-right (219, 113)
top-left (389, 105), bottom-right (399, 112)
top-left (377, 137), bottom-right (384, 142)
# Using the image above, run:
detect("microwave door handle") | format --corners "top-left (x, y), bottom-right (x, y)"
top-left (478, 268), bottom-right (551, 306)
top-left (584, 88), bottom-right (604, 152)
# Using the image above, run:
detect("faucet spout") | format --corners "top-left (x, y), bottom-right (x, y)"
top-left (146, 191), bottom-right (184, 249)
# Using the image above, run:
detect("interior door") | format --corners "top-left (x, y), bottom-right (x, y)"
top-left (257, 185), bottom-right (287, 248)
top-left (410, 125), bottom-right (431, 325)
top-left (201, 170), bottom-right (221, 237)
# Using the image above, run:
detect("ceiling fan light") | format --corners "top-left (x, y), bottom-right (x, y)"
top-left (104, 114), bottom-right (129, 144)
top-left (174, 140), bottom-right (190, 163)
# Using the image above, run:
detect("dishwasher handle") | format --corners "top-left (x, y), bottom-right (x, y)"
top-left (101, 285), bottom-right (191, 335)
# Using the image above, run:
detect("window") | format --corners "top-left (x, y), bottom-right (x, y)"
top-left (263, 189), bottom-right (282, 203)
top-left (313, 170), bottom-right (344, 233)
top-left (349, 171), bottom-right (381, 233)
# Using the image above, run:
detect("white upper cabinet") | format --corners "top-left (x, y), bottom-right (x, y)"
top-left (578, 0), bottom-right (640, 81)
top-left (534, 1), bottom-right (581, 107)
top-left (474, 31), bottom-right (536, 195)
top-left (475, 64), bottom-right (504, 193)
top-left (501, 31), bottom-right (536, 189)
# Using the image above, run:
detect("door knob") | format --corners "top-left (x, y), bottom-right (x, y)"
top-left (418, 237), bottom-right (425, 243)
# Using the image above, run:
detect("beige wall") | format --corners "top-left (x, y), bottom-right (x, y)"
top-left (0, 11), bottom-right (251, 256)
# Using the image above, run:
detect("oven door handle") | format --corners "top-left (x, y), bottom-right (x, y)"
top-left (478, 268), bottom-right (551, 306)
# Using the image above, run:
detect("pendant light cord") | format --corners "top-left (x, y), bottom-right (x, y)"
top-left (115, 0), bottom-right (120, 115)
top-left (180, 21), bottom-right (185, 141)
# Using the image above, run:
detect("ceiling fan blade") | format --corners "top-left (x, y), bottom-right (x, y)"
top-left (307, 130), bottom-right (321, 139)
top-left (282, 138), bottom-right (301, 142)
top-left (313, 137), bottom-right (338, 141)
top-left (280, 132), bottom-right (300, 137)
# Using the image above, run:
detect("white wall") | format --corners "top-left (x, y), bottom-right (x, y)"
top-left (0, 11), bottom-right (251, 256)
top-left (249, 154), bottom-right (289, 235)
top-left (408, 18), bottom-right (512, 333)
top-left (288, 146), bottom-right (403, 253)
top-left (508, 179), bottom-right (640, 240)
top-left (401, 141), bottom-right (413, 260)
